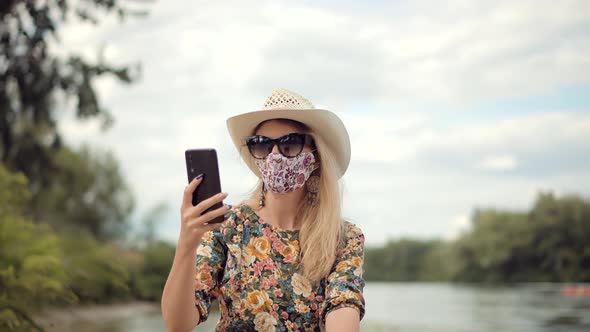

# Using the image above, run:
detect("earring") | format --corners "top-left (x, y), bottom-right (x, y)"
top-left (306, 175), bottom-right (320, 206)
top-left (259, 182), bottom-right (266, 208)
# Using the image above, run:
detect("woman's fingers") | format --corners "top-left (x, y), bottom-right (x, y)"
top-left (201, 220), bottom-right (224, 233)
top-left (181, 174), bottom-right (203, 210)
top-left (200, 203), bottom-right (232, 225)
top-left (187, 204), bottom-right (231, 229)
top-left (180, 173), bottom-right (230, 229)
top-left (193, 191), bottom-right (228, 216)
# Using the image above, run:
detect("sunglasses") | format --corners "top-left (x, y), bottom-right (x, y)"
top-left (245, 133), bottom-right (317, 159)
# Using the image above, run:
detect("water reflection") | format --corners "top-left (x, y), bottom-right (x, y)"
top-left (363, 283), bottom-right (590, 332)
top-left (42, 283), bottom-right (590, 332)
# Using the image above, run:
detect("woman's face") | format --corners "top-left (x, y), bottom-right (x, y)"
top-left (255, 119), bottom-right (315, 155)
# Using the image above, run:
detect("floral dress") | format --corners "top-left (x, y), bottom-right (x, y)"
top-left (194, 203), bottom-right (366, 331)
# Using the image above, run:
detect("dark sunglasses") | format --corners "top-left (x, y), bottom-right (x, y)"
top-left (245, 133), bottom-right (317, 159)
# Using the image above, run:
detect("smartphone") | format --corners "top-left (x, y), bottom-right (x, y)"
top-left (185, 148), bottom-right (225, 224)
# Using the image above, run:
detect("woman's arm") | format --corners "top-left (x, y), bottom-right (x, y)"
top-left (320, 221), bottom-right (366, 331)
top-left (325, 307), bottom-right (360, 332)
top-left (161, 177), bottom-right (230, 332)
top-left (161, 246), bottom-right (200, 332)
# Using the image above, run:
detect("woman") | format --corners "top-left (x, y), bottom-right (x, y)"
top-left (162, 89), bottom-right (366, 332)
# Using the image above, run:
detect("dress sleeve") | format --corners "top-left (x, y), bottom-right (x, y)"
top-left (319, 222), bottom-right (366, 325)
top-left (194, 224), bottom-right (228, 324)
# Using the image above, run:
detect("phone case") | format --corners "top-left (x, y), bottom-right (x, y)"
top-left (185, 148), bottom-right (225, 223)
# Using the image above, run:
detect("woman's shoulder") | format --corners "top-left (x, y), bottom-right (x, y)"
top-left (342, 219), bottom-right (364, 239)
top-left (339, 219), bottom-right (365, 254)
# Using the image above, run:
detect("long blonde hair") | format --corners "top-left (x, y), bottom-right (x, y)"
top-left (236, 119), bottom-right (347, 284)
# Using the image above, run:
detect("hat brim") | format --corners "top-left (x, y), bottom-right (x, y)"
top-left (226, 108), bottom-right (351, 179)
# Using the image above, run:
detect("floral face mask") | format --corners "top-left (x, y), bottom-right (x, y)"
top-left (254, 151), bottom-right (319, 194)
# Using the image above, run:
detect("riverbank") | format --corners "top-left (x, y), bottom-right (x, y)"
top-left (24, 283), bottom-right (590, 332)
top-left (34, 301), bottom-right (161, 331)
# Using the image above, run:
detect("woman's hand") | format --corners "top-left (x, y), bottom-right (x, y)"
top-left (162, 174), bottom-right (229, 332)
top-left (177, 174), bottom-right (230, 255)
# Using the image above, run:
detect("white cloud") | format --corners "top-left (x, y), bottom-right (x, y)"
top-left (444, 214), bottom-right (471, 241)
top-left (54, 0), bottom-right (590, 105)
top-left (53, 0), bottom-right (590, 245)
top-left (339, 111), bottom-right (590, 244)
top-left (245, 0), bottom-right (590, 103)
top-left (479, 155), bottom-right (518, 171)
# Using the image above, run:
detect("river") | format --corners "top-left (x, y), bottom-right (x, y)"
top-left (38, 282), bottom-right (590, 331)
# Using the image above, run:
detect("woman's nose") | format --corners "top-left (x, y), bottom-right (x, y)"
top-left (271, 143), bottom-right (280, 154)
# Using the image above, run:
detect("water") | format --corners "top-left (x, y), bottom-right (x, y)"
top-left (362, 282), bottom-right (590, 332)
top-left (42, 282), bottom-right (590, 332)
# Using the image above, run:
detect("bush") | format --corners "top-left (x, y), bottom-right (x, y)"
top-left (129, 241), bottom-right (176, 302)
top-left (0, 165), bottom-right (76, 331)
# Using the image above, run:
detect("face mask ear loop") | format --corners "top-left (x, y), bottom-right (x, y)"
top-left (313, 159), bottom-right (320, 172)
top-left (311, 150), bottom-right (320, 172)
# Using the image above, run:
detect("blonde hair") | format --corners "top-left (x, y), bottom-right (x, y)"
top-left (236, 119), bottom-right (347, 284)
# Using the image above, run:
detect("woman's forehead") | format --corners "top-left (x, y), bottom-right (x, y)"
top-left (255, 119), bottom-right (307, 136)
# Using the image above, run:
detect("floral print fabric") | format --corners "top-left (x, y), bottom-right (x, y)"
top-left (194, 203), bottom-right (366, 331)
top-left (254, 151), bottom-right (319, 194)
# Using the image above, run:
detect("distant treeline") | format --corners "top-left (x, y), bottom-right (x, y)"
top-left (365, 192), bottom-right (590, 283)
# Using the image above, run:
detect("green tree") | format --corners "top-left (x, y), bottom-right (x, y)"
top-left (452, 209), bottom-right (532, 282)
top-left (129, 240), bottom-right (176, 302)
top-left (35, 144), bottom-right (135, 240)
top-left (60, 231), bottom-right (132, 303)
top-left (419, 240), bottom-right (457, 281)
top-left (0, 164), bottom-right (76, 331)
top-left (529, 192), bottom-right (590, 281)
top-left (125, 202), bottom-right (176, 302)
top-left (364, 192), bottom-right (590, 283)
top-left (1, 0), bottom-right (148, 239)
top-left (365, 238), bottom-right (449, 281)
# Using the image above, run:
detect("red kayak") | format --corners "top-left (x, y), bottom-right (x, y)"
top-left (561, 286), bottom-right (590, 297)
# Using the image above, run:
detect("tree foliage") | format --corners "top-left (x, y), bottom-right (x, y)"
top-left (128, 240), bottom-right (176, 302)
top-left (0, 164), bottom-right (76, 331)
top-left (35, 144), bottom-right (135, 240)
top-left (0, 2), bottom-right (177, 330)
top-left (365, 192), bottom-right (590, 283)
top-left (0, 163), bottom-right (174, 330)
top-left (1, 0), bottom-right (146, 239)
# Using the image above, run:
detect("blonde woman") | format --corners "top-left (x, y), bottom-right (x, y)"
top-left (162, 89), bottom-right (365, 332)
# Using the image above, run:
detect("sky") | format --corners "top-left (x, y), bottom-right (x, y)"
top-left (55, 0), bottom-right (590, 246)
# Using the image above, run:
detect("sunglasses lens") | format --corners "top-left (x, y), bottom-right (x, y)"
top-left (248, 143), bottom-right (272, 159)
top-left (279, 134), bottom-right (304, 157)
top-left (247, 134), bottom-right (309, 158)
top-left (247, 137), bottom-right (272, 159)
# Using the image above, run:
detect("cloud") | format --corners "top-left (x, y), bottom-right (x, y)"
top-left (444, 214), bottom-right (471, 241)
top-left (55, 0), bottom-right (590, 107)
top-left (243, 0), bottom-right (590, 104)
top-left (478, 155), bottom-right (518, 171)
top-left (340, 111), bottom-right (590, 244)
top-left (415, 112), bottom-right (590, 177)
top-left (53, 0), bottom-right (590, 245)
top-left (343, 110), bottom-right (590, 175)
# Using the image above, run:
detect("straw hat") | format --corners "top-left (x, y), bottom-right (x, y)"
top-left (226, 89), bottom-right (351, 179)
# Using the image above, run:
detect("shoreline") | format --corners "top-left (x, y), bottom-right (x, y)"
top-left (33, 300), bottom-right (161, 331)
